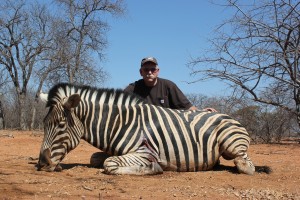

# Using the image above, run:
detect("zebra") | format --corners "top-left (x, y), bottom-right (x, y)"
top-left (37, 83), bottom-right (260, 175)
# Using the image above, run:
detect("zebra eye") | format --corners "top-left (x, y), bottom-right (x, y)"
top-left (58, 121), bottom-right (66, 128)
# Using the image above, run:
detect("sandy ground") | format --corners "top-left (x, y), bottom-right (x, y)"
top-left (0, 130), bottom-right (299, 200)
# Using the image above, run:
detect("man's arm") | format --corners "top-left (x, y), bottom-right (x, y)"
top-left (188, 106), bottom-right (217, 112)
top-left (188, 106), bottom-right (198, 111)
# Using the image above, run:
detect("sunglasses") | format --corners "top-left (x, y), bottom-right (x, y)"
top-left (142, 68), bottom-right (158, 73)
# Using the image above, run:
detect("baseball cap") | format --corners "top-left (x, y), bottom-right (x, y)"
top-left (141, 57), bottom-right (158, 67)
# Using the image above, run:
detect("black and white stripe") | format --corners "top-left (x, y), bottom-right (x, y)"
top-left (37, 83), bottom-right (256, 175)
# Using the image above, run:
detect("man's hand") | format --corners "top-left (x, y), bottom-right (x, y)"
top-left (202, 108), bottom-right (218, 112)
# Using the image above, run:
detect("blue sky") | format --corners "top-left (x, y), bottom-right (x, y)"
top-left (103, 0), bottom-right (232, 96)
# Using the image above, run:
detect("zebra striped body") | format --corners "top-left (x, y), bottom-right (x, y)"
top-left (37, 83), bottom-right (255, 175)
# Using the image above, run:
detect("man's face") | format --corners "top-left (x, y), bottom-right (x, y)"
top-left (140, 62), bottom-right (160, 86)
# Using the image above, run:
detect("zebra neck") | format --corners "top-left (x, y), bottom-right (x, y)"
top-left (77, 103), bottom-right (127, 153)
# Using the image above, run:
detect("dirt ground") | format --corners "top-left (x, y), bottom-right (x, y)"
top-left (0, 130), bottom-right (299, 200)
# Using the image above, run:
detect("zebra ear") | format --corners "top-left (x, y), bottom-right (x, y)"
top-left (63, 94), bottom-right (81, 110)
top-left (39, 92), bottom-right (48, 103)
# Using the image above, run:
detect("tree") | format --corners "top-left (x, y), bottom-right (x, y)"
top-left (0, 1), bottom-right (54, 129)
top-left (187, 93), bottom-right (228, 112)
top-left (189, 0), bottom-right (300, 131)
top-left (31, 0), bottom-right (125, 130)
top-left (44, 0), bottom-right (125, 85)
top-left (186, 92), bottom-right (294, 143)
top-left (0, 68), bottom-right (8, 130)
top-left (0, 0), bottom-right (126, 130)
top-left (0, 96), bottom-right (4, 129)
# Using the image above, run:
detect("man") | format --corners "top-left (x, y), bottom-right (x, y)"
top-left (91, 57), bottom-right (216, 168)
top-left (124, 56), bottom-right (215, 111)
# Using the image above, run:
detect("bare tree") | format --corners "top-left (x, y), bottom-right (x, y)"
top-left (189, 0), bottom-right (300, 131)
top-left (0, 1), bottom-right (54, 129)
top-left (31, 0), bottom-right (125, 130)
top-left (0, 68), bottom-right (9, 129)
top-left (46, 0), bottom-right (125, 85)
top-left (0, 0), bottom-right (126, 130)
top-left (186, 93), bottom-right (210, 109)
top-left (0, 95), bottom-right (4, 129)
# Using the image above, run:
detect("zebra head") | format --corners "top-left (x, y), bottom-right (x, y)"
top-left (37, 93), bottom-right (84, 172)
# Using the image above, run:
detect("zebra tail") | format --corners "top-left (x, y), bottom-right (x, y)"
top-left (255, 166), bottom-right (272, 174)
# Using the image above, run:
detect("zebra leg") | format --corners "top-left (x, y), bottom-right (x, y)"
top-left (90, 152), bottom-right (111, 168)
top-left (103, 154), bottom-right (163, 175)
top-left (222, 149), bottom-right (255, 175)
top-left (233, 153), bottom-right (255, 175)
top-left (103, 139), bottom-right (163, 175)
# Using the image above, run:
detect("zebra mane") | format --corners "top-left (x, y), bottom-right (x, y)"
top-left (46, 83), bottom-right (145, 107)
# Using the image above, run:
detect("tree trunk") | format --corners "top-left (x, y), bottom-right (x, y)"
top-left (0, 100), bottom-right (4, 129)
top-left (30, 106), bottom-right (36, 131)
top-left (19, 93), bottom-right (27, 130)
top-left (297, 103), bottom-right (300, 135)
top-left (296, 88), bottom-right (300, 135)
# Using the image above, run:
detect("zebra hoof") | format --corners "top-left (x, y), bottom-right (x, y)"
top-left (90, 152), bottom-right (110, 168)
top-left (103, 157), bottom-right (118, 175)
top-left (234, 157), bottom-right (255, 175)
top-left (54, 164), bottom-right (62, 172)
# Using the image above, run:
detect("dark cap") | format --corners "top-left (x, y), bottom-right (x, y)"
top-left (141, 57), bottom-right (158, 67)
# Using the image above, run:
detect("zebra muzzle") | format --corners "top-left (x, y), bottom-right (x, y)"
top-left (36, 149), bottom-right (62, 172)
